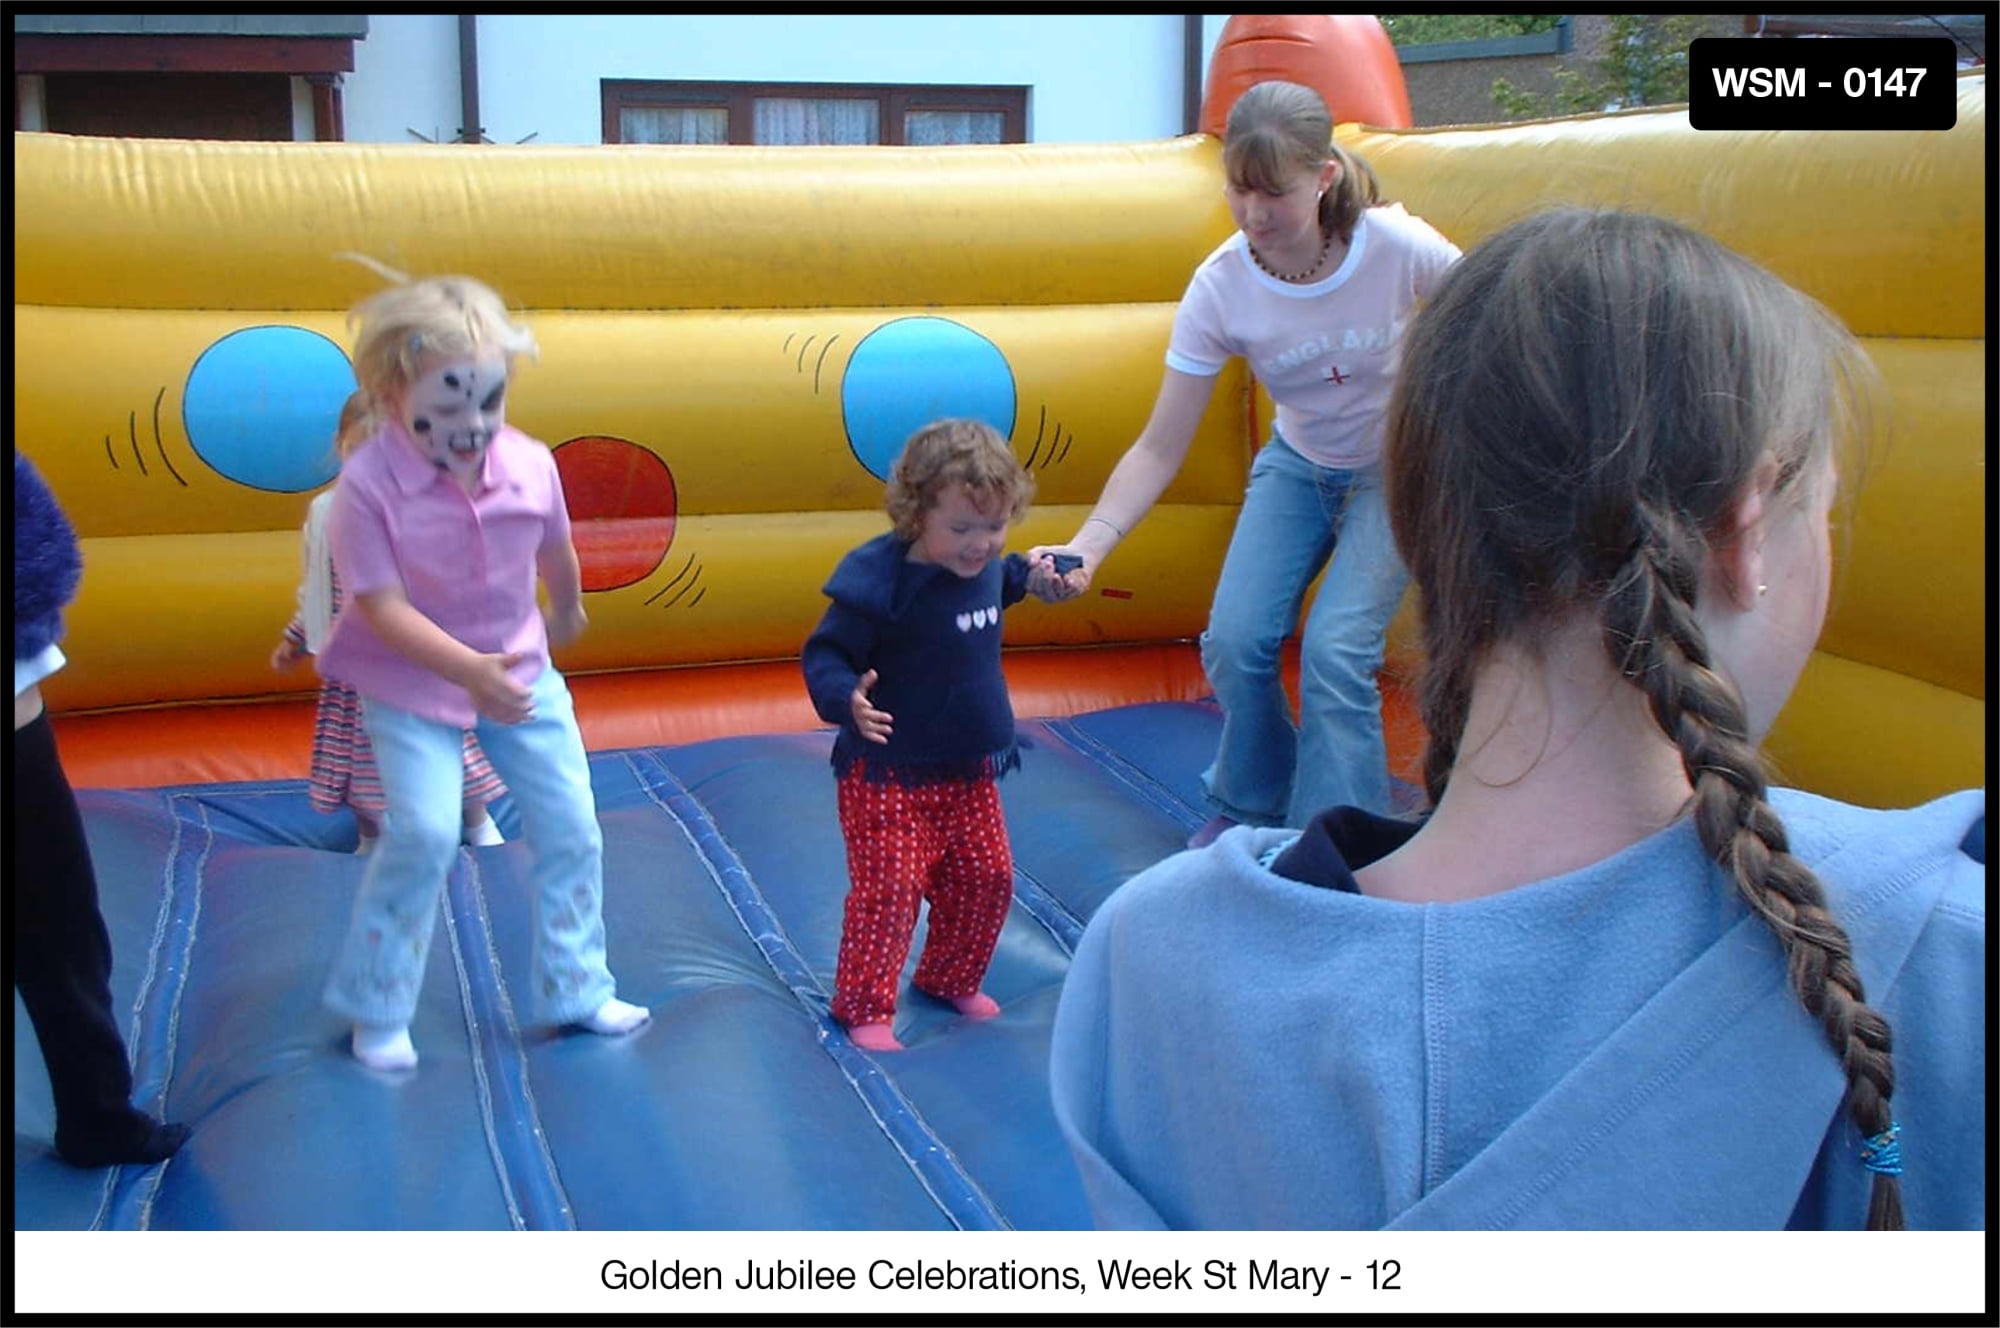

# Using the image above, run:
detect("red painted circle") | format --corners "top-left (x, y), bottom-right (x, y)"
top-left (551, 436), bottom-right (678, 592)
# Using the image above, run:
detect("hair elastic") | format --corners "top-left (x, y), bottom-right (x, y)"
top-left (1858, 1122), bottom-right (1902, 1177)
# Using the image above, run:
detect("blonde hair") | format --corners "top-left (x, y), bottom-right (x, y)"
top-left (884, 419), bottom-right (1034, 542)
top-left (1223, 80), bottom-right (1383, 244)
top-left (332, 390), bottom-right (377, 460)
top-left (340, 255), bottom-right (538, 411)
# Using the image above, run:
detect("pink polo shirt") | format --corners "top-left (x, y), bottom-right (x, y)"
top-left (318, 421), bottom-right (572, 727)
top-left (1166, 203), bottom-right (1460, 469)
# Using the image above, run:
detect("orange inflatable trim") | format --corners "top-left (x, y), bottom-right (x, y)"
top-left (52, 644), bottom-right (1427, 794)
top-left (1200, 14), bottom-right (1414, 136)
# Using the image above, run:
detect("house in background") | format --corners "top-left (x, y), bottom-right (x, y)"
top-left (13, 13), bottom-right (1234, 146)
top-left (14, 12), bottom-right (1984, 144)
top-left (12, 12), bottom-right (367, 140)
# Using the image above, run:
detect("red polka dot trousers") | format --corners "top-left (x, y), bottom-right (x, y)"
top-left (831, 769), bottom-right (1014, 1028)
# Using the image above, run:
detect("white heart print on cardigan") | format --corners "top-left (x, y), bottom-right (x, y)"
top-left (955, 606), bottom-right (1000, 632)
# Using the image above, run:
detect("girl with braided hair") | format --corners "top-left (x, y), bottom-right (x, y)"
top-left (1049, 209), bottom-right (1984, 1230)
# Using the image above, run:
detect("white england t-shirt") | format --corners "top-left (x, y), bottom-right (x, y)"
top-left (1166, 203), bottom-right (1460, 469)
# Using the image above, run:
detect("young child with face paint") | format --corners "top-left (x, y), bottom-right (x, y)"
top-left (273, 390), bottom-right (507, 855)
top-left (315, 270), bottom-right (648, 1071)
top-left (802, 419), bottom-right (1063, 1051)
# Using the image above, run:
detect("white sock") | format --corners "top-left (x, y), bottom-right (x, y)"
top-left (463, 813), bottom-right (504, 847)
top-left (352, 1023), bottom-right (418, 1070)
top-left (578, 997), bottom-right (650, 1036)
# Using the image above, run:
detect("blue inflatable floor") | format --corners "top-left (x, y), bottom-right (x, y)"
top-left (13, 700), bottom-right (1224, 1230)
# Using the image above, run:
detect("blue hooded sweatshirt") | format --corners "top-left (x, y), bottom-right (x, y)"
top-left (802, 531), bottom-right (1030, 785)
top-left (1050, 788), bottom-right (1986, 1229)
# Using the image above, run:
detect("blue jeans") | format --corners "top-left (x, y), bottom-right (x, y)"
top-left (323, 664), bottom-right (617, 1028)
top-left (1199, 434), bottom-right (1410, 826)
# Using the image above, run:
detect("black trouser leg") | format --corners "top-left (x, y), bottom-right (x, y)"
top-left (11, 711), bottom-right (161, 1159)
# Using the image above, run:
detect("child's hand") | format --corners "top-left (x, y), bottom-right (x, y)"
top-left (467, 652), bottom-right (535, 725)
top-left (546, 600), bottom-right (588, 648)
top-left (271, 638), bottom-right (309, 671)
top-left (1025, 546), bottom-right (1094, 603)
top-left (850, 669), bottom-right (893, 744)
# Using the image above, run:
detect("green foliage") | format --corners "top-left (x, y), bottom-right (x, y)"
top-left (1378, 14), bottom-right (1562, 47)
top-left (1491, 14), bottom-right (1717, 118)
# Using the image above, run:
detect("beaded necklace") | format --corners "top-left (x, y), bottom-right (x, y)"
top-left (1249, 228), bottom-right (1333, 282)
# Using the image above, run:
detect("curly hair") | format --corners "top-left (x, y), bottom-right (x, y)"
top-left (885, 419), bottom-right (1034, 541)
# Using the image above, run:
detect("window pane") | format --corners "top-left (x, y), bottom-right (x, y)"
top-left (620, 106), bottom-right (727, 144)
top-left (753, 97), bottom-right (879, 145)
top-left (905, 109), bottom-right (1006, 145)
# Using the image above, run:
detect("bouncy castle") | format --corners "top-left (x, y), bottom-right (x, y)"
top-left (13, 16), bottom-right (1984, 1229)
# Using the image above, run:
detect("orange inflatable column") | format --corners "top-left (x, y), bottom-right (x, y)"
top-left (1200, 14), bottom-right (1413, 135)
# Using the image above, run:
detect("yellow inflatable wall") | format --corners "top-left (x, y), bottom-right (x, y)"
top-left (12, 73), bottom-right (1984, 808)
top-left (1344, 78), bottom-right (1986, 808)
top-left (14, 132), bottom-right (1251, 716)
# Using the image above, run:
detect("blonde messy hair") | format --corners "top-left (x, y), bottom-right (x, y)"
top-left (885, 419), bottom-right (1034, 542)
top-left (339, 254), bottom-right (538, 410)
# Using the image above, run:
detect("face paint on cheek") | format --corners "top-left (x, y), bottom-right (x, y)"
top-left (404, 359), bottom-right (508, 476)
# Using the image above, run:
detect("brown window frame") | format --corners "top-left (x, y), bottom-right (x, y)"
top-left (14, 33), bottom-right (353, 140)
top-left (602, 79), bottom-right (1028, 145)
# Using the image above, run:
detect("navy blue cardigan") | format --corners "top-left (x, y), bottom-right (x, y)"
top-left (802, 532), bottom-right (1030, 785)
top-left (13, 452), bottom-right (83, 664)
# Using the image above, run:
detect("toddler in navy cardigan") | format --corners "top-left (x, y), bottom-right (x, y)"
top-left (802, 420), bottom-right (1059, 1050)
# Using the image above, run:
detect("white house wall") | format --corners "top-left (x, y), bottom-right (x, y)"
top-left (345, 12), bottom-right (473, 145)
top-left (342, 13), bottom-right (1232, 146)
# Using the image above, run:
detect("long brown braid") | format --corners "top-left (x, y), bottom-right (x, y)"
top-left (1384, 208), bottom-right (1902, 1227)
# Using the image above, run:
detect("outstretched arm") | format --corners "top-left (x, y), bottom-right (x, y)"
top-left (1029, 368), bottom-right (1215, 600)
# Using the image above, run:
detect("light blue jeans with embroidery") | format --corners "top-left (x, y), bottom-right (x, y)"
top-left (323, 664), bottom-right (616, 1028)
top-left (1199, 434), bottom-right (1410, 827)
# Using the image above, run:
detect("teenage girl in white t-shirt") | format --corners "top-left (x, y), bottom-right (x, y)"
top-left (1037, 80), bottom-right (1460, 843)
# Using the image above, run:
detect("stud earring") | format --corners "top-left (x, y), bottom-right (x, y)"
top-left (1756, 583), bottom-right (1769, 597)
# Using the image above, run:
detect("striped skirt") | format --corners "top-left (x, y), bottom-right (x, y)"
top-left (307, 679), bottom-right (505, 816)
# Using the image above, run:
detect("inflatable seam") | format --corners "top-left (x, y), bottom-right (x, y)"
top-left (468, 850), bottom-right (578, 1228)
top-left (1005, 864), bottom-right (1083, 955)
top-left (1040, 715), bottom-right (1208, 831)
top-left (441, 858), bottom-right (526, 1230)
top-left (112, 793), bottom-right (211, 1230)
top-left (624, 749), bottom-right (1011, 1231)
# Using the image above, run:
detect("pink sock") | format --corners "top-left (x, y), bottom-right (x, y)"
top-left (949, 992), bottom-right (1001, 1020)
top-left (848, 1022), bottom-right (904, 1052)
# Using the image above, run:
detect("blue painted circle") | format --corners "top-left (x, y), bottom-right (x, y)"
top-left (183, 327), bottom-right (355, 493)
top-left (840, 318), bottom-right (1016, 480)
